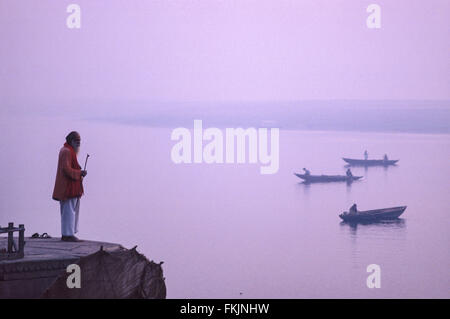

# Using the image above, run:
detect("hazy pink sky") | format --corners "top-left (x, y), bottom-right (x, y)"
top-left (1, 0), bottom-right (449, 104)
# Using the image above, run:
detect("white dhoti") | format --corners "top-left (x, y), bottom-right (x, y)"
top-left (60, 197), bottom-right (80, 236)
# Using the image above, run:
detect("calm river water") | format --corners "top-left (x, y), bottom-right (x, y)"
top-left (0, 114), bottom-right (449, 298)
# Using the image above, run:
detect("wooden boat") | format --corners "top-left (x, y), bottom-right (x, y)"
top-left (339, 206), bottom-right (407, 222)
top-left (342, 158), bottom-right (398, 166)
top-left (294, 173), bottom-right (362, 183)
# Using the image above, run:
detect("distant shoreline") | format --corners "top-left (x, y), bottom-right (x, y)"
top-left (87, 101), bottom-right (450, 135)
top-left (3, 100), bottom-right (450, 135)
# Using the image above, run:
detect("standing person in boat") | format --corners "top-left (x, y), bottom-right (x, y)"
top-left (52, 131), bottom-right (87, 242)
top-left (383, 154), bottom-right (389, 162)
top-left (346, 168), bottom-right (353, 178)
top-left (364, 150), bottom-right (368, 160)
top-left (303, 168), bottom-right (311, 176)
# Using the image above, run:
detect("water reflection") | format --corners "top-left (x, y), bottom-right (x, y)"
top-left (340, 218), bottom-right (406, 235)
top-left (345, 180), bottom-right (354, 193)
top-left (296, 179), bottom-right (357, 197)
top-left (344, 164), bottom-right (398, 172)
top-left (299, 181), bottom-right (310, 195)
top-left (297, 180), bottom-right (358, 186)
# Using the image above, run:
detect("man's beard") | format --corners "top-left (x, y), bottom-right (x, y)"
top-left (73, 146), bottom-right (80, 154)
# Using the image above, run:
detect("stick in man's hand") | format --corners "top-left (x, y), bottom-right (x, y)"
top-left (81, 154), bottom-right (90, 179)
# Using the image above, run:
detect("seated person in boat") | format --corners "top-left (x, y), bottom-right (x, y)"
top-left (364, 150), bottom-right (368, 160)
top-left (303, 168), bottom-right (310, 176)
top-left (383, 154), bottom-right (389, 161)
top-left (349, 203), bottom-right (358, 214)
top-left (346, 168), bottom-right (353, 177)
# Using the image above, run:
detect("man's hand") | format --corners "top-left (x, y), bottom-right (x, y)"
top-left (81, 170), bottom-right (87, 177)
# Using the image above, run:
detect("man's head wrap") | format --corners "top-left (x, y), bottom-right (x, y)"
top-left (66, 131), bottom-right (81, 144)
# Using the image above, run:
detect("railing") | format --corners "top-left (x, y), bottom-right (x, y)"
top-left (0, 223), bottom-right (25, 260)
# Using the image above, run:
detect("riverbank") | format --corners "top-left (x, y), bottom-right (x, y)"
top-left (0, 237), bottom-right (166, 298)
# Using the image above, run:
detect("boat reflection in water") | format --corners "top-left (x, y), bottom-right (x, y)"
top-left (344, 163), bottom-right (398, 173)
top-left (340, 218), bottom-right (406, 231)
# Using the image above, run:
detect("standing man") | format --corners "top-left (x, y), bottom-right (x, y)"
top-left (52, 131), bottom-right (87, 242)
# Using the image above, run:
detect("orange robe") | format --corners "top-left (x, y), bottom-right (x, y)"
top-left (52, 144), bottom-right (83, 201)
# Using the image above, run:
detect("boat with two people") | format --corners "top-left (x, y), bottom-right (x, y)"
top-left (295, 168), bottom-right (362, 183)
top-left (343, 151), bottom-right (398, 166)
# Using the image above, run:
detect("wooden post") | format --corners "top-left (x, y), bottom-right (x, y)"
top-left (7, 222), bottom-right (13, 253)
top-left (19, 224), bottom-right (25, 255)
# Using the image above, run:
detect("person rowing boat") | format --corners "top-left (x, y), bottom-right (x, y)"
top-left (303, 168), bottom-right (311, 176)
top-left (346, 168), bottom-right (353, 178)
top-left (349, 203), bottom-right (358, 214)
